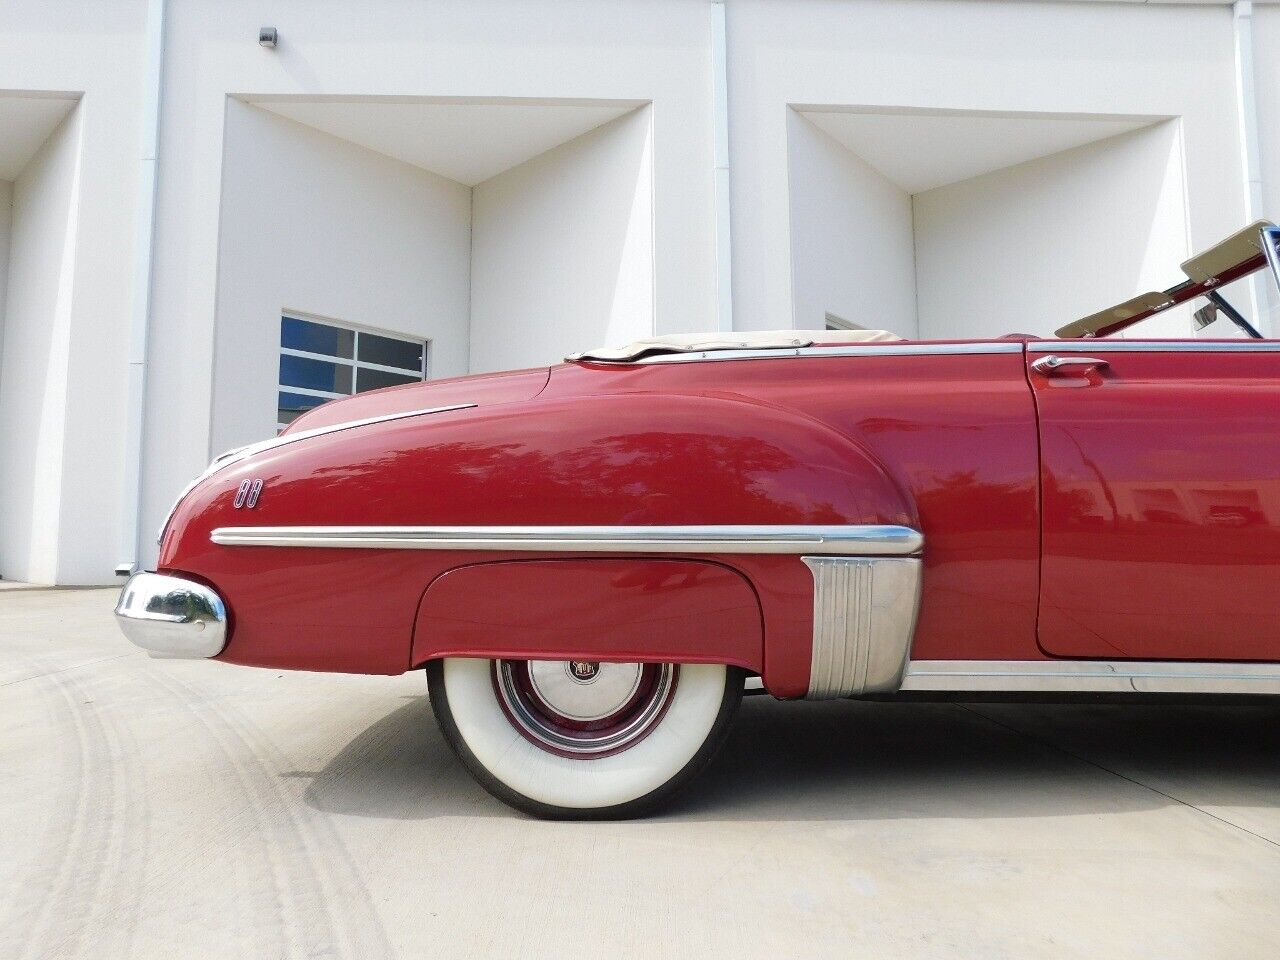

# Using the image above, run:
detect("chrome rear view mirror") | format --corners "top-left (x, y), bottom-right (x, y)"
top-left (1192, 302), bottom-right (1219, 331)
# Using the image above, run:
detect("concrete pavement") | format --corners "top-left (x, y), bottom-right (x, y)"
top-left (2, 588), bottom-right (1279, 959)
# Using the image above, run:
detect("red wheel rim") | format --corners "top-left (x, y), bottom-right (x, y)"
top-left (493, 660), bottom-right (679, 759)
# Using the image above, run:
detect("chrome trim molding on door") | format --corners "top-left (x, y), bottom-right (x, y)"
top-left (1029, 340), bottom-right (1280, 353)
top-left (901, 660), bottom-right (1280, 695)
top-left (211, 524), bottom-right (925, 556)
top-left (802, 556), bottom-right (922, 699)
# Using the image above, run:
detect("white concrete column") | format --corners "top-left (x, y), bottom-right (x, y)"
top-left (118, 0), bottom-right (166, 574)
top-left (710, 0), bottom-right (734, 332)
top-left (1232, 0), bottom-right (1271, 334)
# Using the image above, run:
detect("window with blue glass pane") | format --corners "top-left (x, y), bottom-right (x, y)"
top-left (281, 316), bottom-right (354, 358)
top-left (279, 354), bottom-right (353, 394)
top-left (277, 314), bottom-right (429, 431)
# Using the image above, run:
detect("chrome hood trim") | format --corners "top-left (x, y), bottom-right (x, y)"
top-left (158, 403), bottom-right (476, 544)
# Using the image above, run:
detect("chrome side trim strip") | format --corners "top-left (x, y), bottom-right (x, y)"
top-left (802, 556), bottom-right (922, 699)
top-left (210, 524), bottom-right (924, 556)
top-left (626, 342), bottom-right (1025, 365)
top-left (902, 659), bottom-right (1280, 695)
top-left (1029, 340), bottom-right (1280, 353)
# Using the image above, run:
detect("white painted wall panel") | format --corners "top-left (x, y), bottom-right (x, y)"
top-left (470, 106), bottom-right (654, 371)
top-left (0, 178), bottom-right (12, 359)
top-left (0, 2), bottom-right (143, 583)
top-left (209, 101), bottom-right (472, 454)
top-left (786, 111), bottom-right (917, 337)
top-left (729, 0), bottom-right (1248, 333)
top-left (1256, 7), bottom-right (1280, 224)
top-left (912, 122), bottom-right (1191, 339)
top-left (0, 0), bottom-right (1276, 582)
top-left (141, 0), bottom-right (716, 568)
top-left (0, 109), bottom-right (82, 583)
top-left (1252, 6), bottom-right (1280, 334)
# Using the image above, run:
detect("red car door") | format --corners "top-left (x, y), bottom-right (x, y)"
top-left (1029, 340), bottom-right (1280, 661)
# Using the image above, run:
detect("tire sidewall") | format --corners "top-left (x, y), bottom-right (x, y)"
top-left (428, 658), bottom-right (744, 820)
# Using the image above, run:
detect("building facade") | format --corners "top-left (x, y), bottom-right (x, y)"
top-left (1, 0), bottom-right (1278, 584)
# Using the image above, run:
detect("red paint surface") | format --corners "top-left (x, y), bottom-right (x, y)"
top-left (160, 337), bottom-right (1280, 692)
top-left (1030, 344), bottom-right (1280, 660)
top-left (163, 380), bottom-right (927, 693)
top-left (412, 559), bottom-right (763, 671)
top-left (557, 350), bottom-right (1041, 663)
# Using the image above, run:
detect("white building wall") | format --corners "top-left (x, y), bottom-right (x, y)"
top-left (912, 121), bottom-right (1192, 340)
top-left (209, 101), bottom-right (472, 454)
top-left (1253, 5), bottom-right (1280, 333)
top-left (1256, 7), bottom-right (1280, 220)
top-left (727, 0), bottom-right (1250, 332)
top-left (0, 0), bottom-right (143, 584)
top-left (0, 178), bottom-right (12, 346)
top-left (0, 0), bottom-right (1277, 583)
top-left (0, 108), bottom-right (82, 583)
top-left (140, 0), bottom-right (717, 570)
top-left (471, 106), bottom-right (655, 372)
top-left (786, 110), bottom-right (917, 336)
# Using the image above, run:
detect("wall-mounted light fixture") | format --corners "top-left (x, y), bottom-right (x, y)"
top-left (258, 27), bottom-right (278, 48)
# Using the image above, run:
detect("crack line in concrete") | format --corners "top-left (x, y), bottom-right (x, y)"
top-left (956, 703), bottom-right (1280, 852)
top-left (0, 654), bottom-right (136, 689)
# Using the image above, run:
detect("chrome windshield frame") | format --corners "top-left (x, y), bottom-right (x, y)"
top-left (1263, 225), bottom-right (1280, 296)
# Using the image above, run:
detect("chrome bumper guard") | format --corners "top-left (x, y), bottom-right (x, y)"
top-left (115, 572), bottom-right (228, 659)
top-left (802, 556), bottom-right (922, 699)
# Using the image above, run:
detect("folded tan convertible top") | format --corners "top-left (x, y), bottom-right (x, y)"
top-left (568, 328), bottom-right (902, 362)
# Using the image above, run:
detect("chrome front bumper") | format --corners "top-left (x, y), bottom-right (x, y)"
top-left (115, 572), bottom-right (228, 659)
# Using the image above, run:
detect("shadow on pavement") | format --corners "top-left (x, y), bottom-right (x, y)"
top-left (299, 693), bottom-right (1280, 823)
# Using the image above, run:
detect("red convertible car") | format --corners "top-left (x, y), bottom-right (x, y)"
top-left (118, 221), bottom-right (1280, 818)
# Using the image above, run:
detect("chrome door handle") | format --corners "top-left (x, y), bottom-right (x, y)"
top-left (1031, 355), bottom-right (1109, 375)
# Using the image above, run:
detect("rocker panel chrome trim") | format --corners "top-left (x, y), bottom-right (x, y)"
top-left (802, 556), bottom-right (922, 699)
top-left (901, 659), bottom-right (1280, 694)
top-left (210, 524), bottom-right (925, 556)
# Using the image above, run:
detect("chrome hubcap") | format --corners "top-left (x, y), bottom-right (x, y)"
top-left (495, 660), bottom-right (677, 757)
top-left (527, 660), bottom-right (643, 721)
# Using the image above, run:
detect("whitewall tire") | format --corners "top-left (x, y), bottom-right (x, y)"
top-left (427, 657), bottom-right (744, 819)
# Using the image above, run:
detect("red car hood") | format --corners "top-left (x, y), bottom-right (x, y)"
top-left (283, 366), bottom-right (552, 434)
